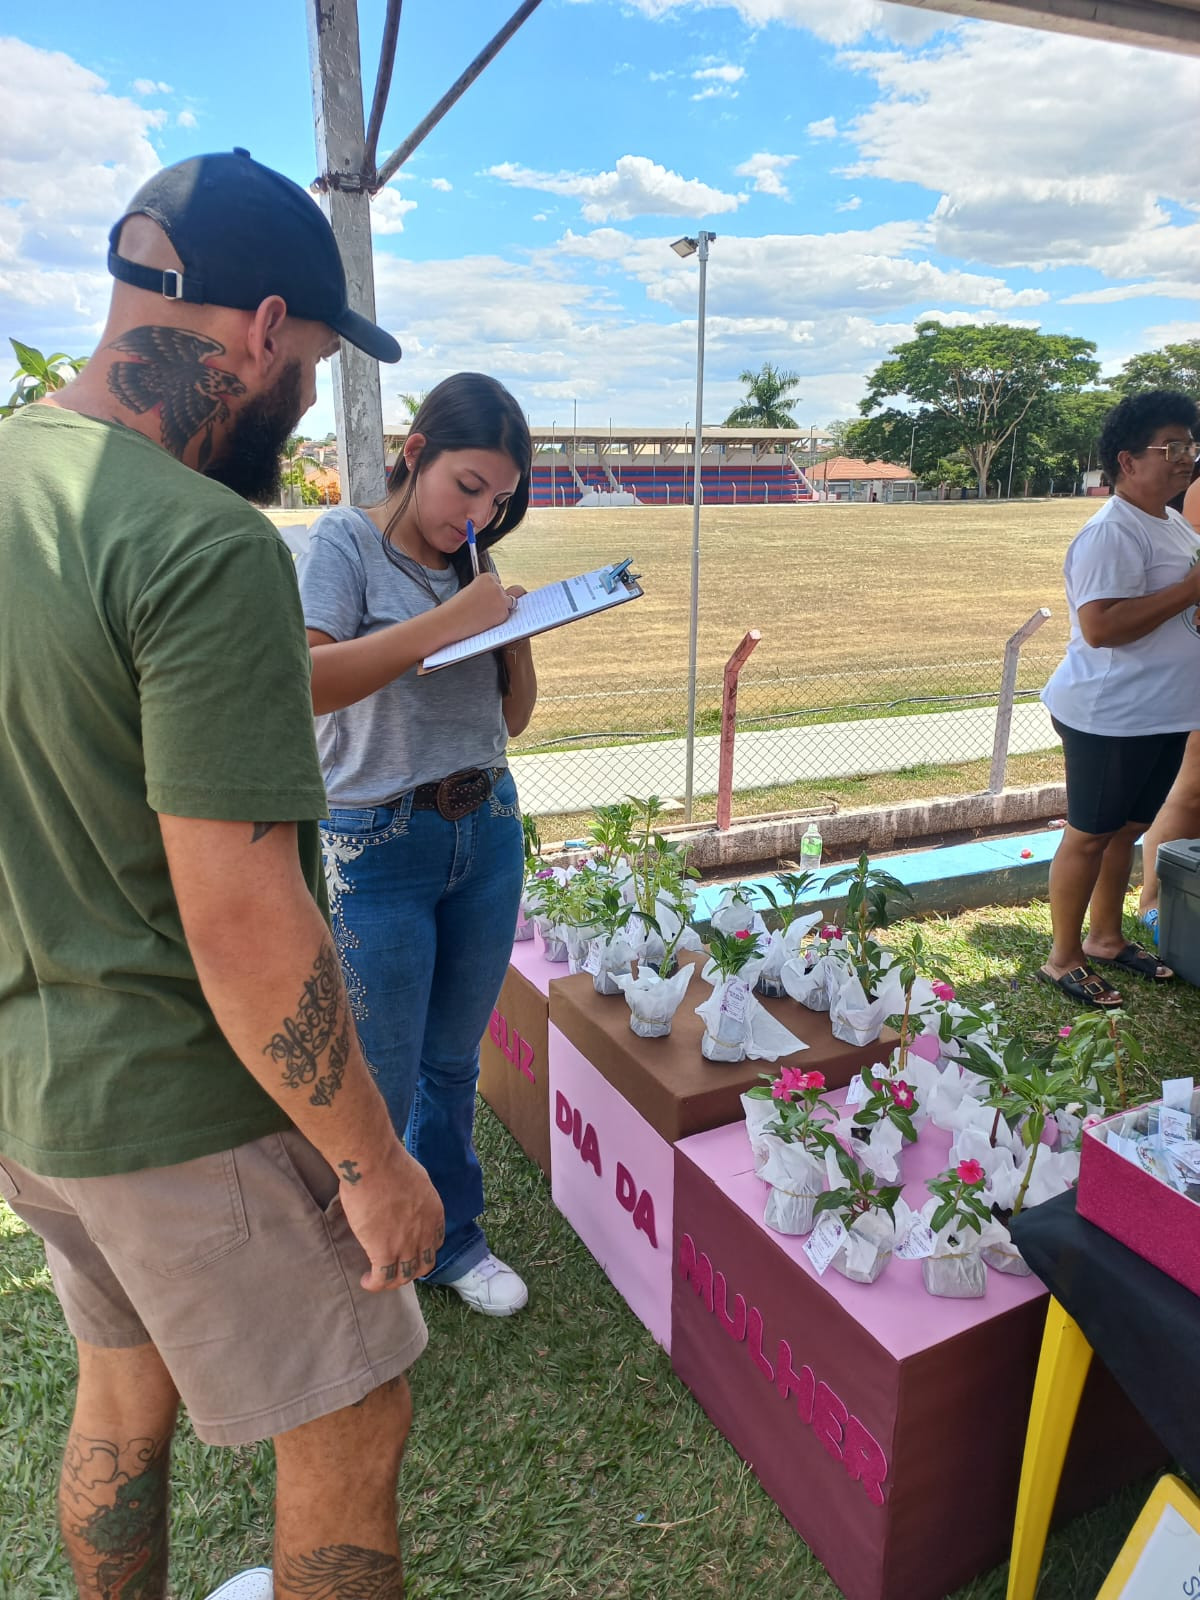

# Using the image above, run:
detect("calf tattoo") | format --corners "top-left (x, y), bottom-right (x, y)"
top-left (106, 325), bottom-right (246, 468)
top-left (279, 1544), bottom-right (402, 1597)
top-left (59, 1433), bottom-right (169, 1600)
top-left (264, 940), bottom-right (352, 1107)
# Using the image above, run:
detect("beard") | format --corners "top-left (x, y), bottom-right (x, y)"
top-left (202, 359), bottom-right (305, 504)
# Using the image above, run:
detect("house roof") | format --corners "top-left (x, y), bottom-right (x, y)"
top-left (807, 456), bottom-right (915, 482)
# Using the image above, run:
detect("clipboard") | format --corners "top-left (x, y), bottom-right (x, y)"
top-left (419, 558), bottom-right (643, 674)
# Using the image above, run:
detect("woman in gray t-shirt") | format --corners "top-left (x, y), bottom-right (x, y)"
top-left (300, 374), bottom-right (536, 1317)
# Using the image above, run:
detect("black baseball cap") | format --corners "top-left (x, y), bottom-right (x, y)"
top-left (107, 148), bottom-right (401, 363)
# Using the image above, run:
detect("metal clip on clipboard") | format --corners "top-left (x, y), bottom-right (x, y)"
top-left (599, 556), bottom-right (641, 593)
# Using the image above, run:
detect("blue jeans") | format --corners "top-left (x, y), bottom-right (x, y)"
top-left (320, 770), bottom-right (523, 1283)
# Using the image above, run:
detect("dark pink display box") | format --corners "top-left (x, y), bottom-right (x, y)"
top-left (671, 1098), bottom-right (1162, 1600)
top-left (1077, 1092), bottom-right (1200, 1297)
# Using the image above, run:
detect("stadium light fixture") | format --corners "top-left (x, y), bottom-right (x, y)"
top-left (671, 229), bottom-right (715, 820)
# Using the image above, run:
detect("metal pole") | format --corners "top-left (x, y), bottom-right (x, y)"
top-left (572, 397), bottom-right (577, 496)
top-left (1007, 428), bottom-right (1018, 499)
top-left (307, 0), bottom-right (387, 508)
top-left (909, 421), bottom-right (916, 470)
top-left (716, 630), bottom-right (761, 831)
top-left (989, 607), bottom-right (1051, 793)
top-left (683, 231), bottom-right (711, 822)
top-left (550, 421), bottom-right (555, 507)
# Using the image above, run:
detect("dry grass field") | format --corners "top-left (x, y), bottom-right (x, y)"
top-left (273, 499), bottom-right (1085, 728)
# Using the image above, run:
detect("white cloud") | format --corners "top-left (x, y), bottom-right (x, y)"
top-left (692, 63), bottom-right (744, 82)
top-left (177, 109), bottom-right (197, 128)
top-left (1062, 281), bottom-right (1200, 307)
top-left (533, 212), bottom-right (548, 222)
top-left (371, 186), bottom-right (418, 235)
top-left (691, 84), bottom-right (737, 100)
top-left (131, 77), bottom-right (171, 96)
top-left (735, 151), bottom-right (797, 199)
top-left (836, 195), bottom-right (862, 212)
top-left (430, 176), bottom-right (453, 192)
top-left (806, 116), bottom-right (838, 141)
top-left (486, 154), bottom-right (745, 222)
top-left (620, 0), bottom-right (947, 47)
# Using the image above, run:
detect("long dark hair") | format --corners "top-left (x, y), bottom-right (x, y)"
top-left (380, 373), bottom-right (532, 695)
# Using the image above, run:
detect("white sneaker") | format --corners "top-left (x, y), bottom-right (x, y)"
top-left (444, 1253), bottom-right (528, 1316)
top-left (203, 1570), bottom-right (273, 1600)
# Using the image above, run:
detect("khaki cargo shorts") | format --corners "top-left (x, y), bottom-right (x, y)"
top-left (0, 1129), bottom-right (427, 1446)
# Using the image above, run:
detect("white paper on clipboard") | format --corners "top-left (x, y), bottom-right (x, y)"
top-left (418, 563), bottom-right (642, 673)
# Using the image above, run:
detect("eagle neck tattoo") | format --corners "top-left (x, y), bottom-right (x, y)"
top-left (106, 325), bottom-right (245, 468)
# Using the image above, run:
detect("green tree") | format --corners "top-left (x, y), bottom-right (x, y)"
top-left (1112, 339), bottom-right (1200, 398)
top-left (399, 391), bottom-right (427, 420)
top-left (723, 362), bottom-right (801, 429)
top-left (858, 321), bottom-right (1099, 500)
top-left (1, 338), bottom-right (87, 418)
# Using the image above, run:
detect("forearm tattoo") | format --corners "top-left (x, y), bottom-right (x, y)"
top-left (336, 1159), bottom-right (362, 1184)
top-left (264, 940), bottom-right (352, 1107)
top-left (278, 1545), bottom-right (402, 1597)
top-left (59, 1433), bottom-right (169, 1600)
top-left (106, 325), bottom-right (245, 467)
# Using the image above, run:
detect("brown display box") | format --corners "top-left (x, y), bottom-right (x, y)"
top-left (671, 1113), bottom-right (1163, 1600)
top-left (548, 951), bottom-right (899, 1144)
top-left (477, 938), bottom-right (559, 1178)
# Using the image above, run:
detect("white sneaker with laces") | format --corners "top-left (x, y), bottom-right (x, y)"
top-left (444, 1253), bottom-right (528, 1316)
top-left (202, 1569), bottom-right (274, 1600)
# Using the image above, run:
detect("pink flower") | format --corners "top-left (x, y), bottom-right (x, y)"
top-left (535, 868), bottom-right (555, 879)
top-left (1058, 1026), bottom-right (1072, 1038)
top-left (820, 925), bottom-right (842, 941)
top-left (735, 928), bottom-right (755, 941)
top-left (770, 1079), bottom-right (792, 1101)
top-left (931, 980), bottom-right (955, 1002)
top-left (956, 1158), bottom-right (985, 1185)
top-left (794, 1070), bottom-right (827, 1092)
top-left (889, 1080), bottom-right (915, 1110)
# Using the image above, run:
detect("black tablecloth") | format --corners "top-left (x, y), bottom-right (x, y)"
top-left (1012, 1190), bottom-right (1200, 1479)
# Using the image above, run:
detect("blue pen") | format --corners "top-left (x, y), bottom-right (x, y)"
top-left (465, 518), bottom-right (480, 578)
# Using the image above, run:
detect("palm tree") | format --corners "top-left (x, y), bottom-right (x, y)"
top-left (1, 339), bottom-right (86, 419)
top-left (722, 363), bottom-right (801, 429)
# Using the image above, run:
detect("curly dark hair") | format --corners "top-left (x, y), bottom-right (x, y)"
top-left (1098, 390), bottom-right (1199, 484)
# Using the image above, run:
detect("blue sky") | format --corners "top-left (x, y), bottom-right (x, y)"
top-left (3, 0), bottom-right (1198, 437)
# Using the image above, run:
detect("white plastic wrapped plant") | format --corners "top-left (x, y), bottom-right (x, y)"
top-left (919, 1159), bottom-right (994, 1299)
top-left (615, 961), bottom-right (694, 1038)
top-left (813, 1144), bottom-right (902, 1284)
top-left (743, 1068), bottom-right (837, 1234)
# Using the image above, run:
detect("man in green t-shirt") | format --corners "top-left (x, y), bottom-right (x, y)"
top-left (0, 151), bottom-right (440, 1600)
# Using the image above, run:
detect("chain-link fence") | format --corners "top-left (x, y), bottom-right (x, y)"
top-left (509, 649), bottom-right (1064, 829)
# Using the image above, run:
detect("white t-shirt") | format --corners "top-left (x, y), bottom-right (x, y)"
top-left (1041, 495), bottom-right (1200, 737)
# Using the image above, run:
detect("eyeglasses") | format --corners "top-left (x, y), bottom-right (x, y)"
top-left (1143, 440), bottom-right (1200, 463)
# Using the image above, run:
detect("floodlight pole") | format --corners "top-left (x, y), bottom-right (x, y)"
top-left (683, 230), bottom-right (713, 822)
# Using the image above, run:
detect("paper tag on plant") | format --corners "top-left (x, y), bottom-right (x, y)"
top-left (894, 1219), bottom-right (936, 1261)
top-left (1158, 1104), bottom-right (1192, 1145)
top-left (1107, 1130), bottom-right (1143, 1165)
top-left (1162, 1077), bottom-right (1194, 1111)
top-left (1169, 1139), bottom-right (1200, 1177)
top-left (804, 1213), bottom-right (846, 1277)
top-left (583, 938), bottom-right (604, 977)
top-left (843, 1073), bottom-right (869, 1106)
top-left (720, 979), bottom-right (751, 1024)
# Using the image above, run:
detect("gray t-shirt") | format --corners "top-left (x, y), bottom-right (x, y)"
top-left (300, 505), bottom-right (508, 806)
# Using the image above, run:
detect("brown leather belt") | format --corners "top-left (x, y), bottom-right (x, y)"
top-left (408, 767), bottom-right (504, 821)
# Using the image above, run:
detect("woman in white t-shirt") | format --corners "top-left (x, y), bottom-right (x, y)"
top-left (300, 374), bottom-right (536, 1316)
top-left (1039, 390), bottom-right (1200, 1007)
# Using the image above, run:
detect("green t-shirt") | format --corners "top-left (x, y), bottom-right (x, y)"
top-left (0, 407), bottom-right (329, 1177)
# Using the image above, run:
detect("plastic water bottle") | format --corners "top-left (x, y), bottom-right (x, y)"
top-left (800, 821), bottom-right (823, 872)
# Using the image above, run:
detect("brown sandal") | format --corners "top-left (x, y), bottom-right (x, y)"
top-left (1037, 964), bottom-right (1123, 1009)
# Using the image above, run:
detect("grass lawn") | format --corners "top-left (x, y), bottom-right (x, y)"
top-left (1, 890), bottom-right (1180, 1600)
top-left (270, 500), bottom-right (1084, 744)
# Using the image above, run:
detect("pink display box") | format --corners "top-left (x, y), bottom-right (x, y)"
top-left (477, 936), bottom-right (562, 1179)
top-left (1077, 1092), bottom-right (1200, 1297)
top-left (548, 1022), bottom-right (674, 1349)
top-left (671, 1094), bottom-right (1162, 1600)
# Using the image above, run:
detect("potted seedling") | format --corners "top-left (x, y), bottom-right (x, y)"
top-left (813, 1144), bottom-right (903, 1284)
top-left (845, 1064), bottom-right (920, 1182)
top-left (755, 870), bottom-right (821, 998)
top-left (697, 927), bottom-right (766, 1062)
top-left (820, 853), bottom-right (913, 1045)
top-left (524, 869), bottom-right (574, 963)
top-left (744, 1067), bottom-right (837, 1235)
top-left (984, 1055), bottom-right (1080, 1221)
top-left (921, 1159), bottom-right (993, 1298)
top-left (885, 927), bottom-right (953, 1076)
top-left (577, 878), bottom-right (643, 995)
top-left (1055, 1009), bottom-right (1141, 1115)
top-left (514, 813), bottom-right (542, 941)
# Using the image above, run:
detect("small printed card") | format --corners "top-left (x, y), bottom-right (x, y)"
top-left (1162, 1077), bottom-right (1195, 1111)
top-left (583, 938), bottom-right (604, 977)
top-left (844, 1073), bottom-right (869, 1106)
top-left (804, 1213), bottom-right (846, 1277)
top-left (719, 979), bottom-right (751, 1024)
top-left (894, 1219), bottom-right (937, 1261)
top-left (1159, 1104), bottom-right (1192, 1145)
